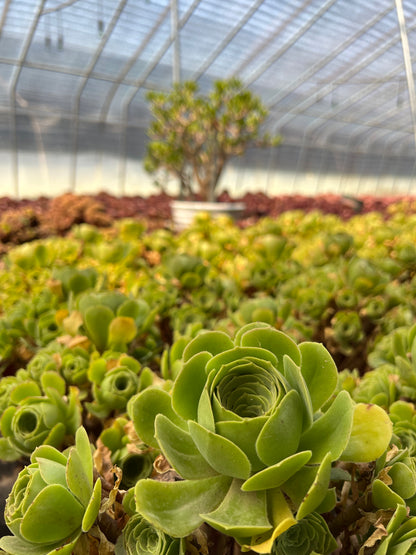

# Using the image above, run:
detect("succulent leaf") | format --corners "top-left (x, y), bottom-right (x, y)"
top-left (155, 413), bottom-right (218, 479)
top-left (201, 479), bottom-right (272, 538)
top-left (129, 388), bottom-right (186, 449)
top-left (135, 475), bottom-right (233, 537)
top-left (298, 342), bottom-right (338, 411)
top-left (255, 390), bottom-right (303, 466)
top-left (341, 403), bottom-right (392, 462)
top-left (241, 451), bottom-right (312, 492)
top-left (20, 484), bottom-right (84, 543)
top-left (188, 420), bottom-right (251, 479)
top-left (298, 390), bottom-right (354, 463)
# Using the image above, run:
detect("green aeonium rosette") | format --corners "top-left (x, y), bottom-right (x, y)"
top-left (115, 513), bottom-right (185, 555)
top-left (0, 427), bottom-right (102, 555)
top-left (129, 322), bottom-right (392, 552)
top-left (0, 385), bottom-right (81, 460)
top-left (271, 512), bottom-right (337, 555)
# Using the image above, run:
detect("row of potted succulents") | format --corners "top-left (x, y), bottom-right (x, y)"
top-left (0, 208), bottom-right (416, 553)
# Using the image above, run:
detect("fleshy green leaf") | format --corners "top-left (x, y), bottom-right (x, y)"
top-left (282, 356), bottom-right (313, 430)
top-left (389, 462), bottom-right (416, 499)
top-left (0, 437), bottom-right (20, 461)
top-left (135, 475), bottom-right (232, 537)
top-left (11, 382), bottom-right (42, 404)
top-left (256, 390), bottom-right (303, 466)
top-left (84, 305), bottom-right (114, 351)
top-left (216, 417), bottom-right (266, 472)
top-left (40, 372), bottom-right (66, 397)
top-left (296, 452), bottom-right (332, 520)
top-left (391, 515), bottom-right (416, 542)
top-left (245, 488), bottom-right (296, 554)
top-left (0, 406), bottom-right (16, 438)
top-left (172, 352), bottom-right (212, 421)
top-left (74, 426), bottom-right (93, 488)
top-left (196, 387), bottom-right (216, 432)
top-left (20, 484), bottom-right (84, 543)
top-left (340, 403), bottom-right (392, 462)
top-left (299, 342), bottom-right (338, 411)
top-left (387, 503), bottom-right (408, 535)
top-left (298, 390), bottom-right (354, 463)
top-left (237, 326), bottom-right (300, 374)
top-left (188, 421), bottom-right (251, 479)
top-left (0, 535), bottom-right (75, 555)
top-left (201, 478), bottom-right (272, 538)
top-left (204, 347), bottom-right (278, 378)
top-left (81, 477), bottom-right (102, 532)
top-left (36, 457), bottom-right (67, 488)
top-left (66, 448), bottom-right (92, 507)
top-left (129, 387), bottom-right (186, 449)
top-left (372, 479), bottom-right (405, 509)
top-left (44, 422), bottom-right (66, 450)
top-left (241, 451), bottom-right (312, 492)
top-left (155, 414), bottom-right (218, 479)
top-left (182, 331), bottom-right (234, 362)
top-left (282, 465), bottom-right (319, 507)
top-left (108, 316), bottom-right (137, 346)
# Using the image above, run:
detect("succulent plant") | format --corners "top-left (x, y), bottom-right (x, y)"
top-left (129, 323), bottom-right (392, 551)
top-left (52, 266), bottom-right (99, 298)
top-left (0, 427), bottom-right (102, 554)
top-left (365, 324), bottom-right (416, 404)
top-left (370, 503), bottom-right (416, 554)
top-left (0, 383), bottom-right (81, 460)
top-left (390, 401), bottom-right (416, 456)
top-left (325, 310), bottom-right (365, 355)
top-left (115, 513), bottom-right (185, 555)
top-left (164, 253), bottom-right (208, 289)
top-left (231, 297), bottom-right (279, 327)
top-left (346, 256), bottom-right (387, 295)
top-left (26, 344), bottom-right (62, 382)
top-left (75, 291), bottom-right (154, 353)
top-left (335, 287), bottom-right (359, 310)
top-left (372, 447), bottom-right (416, 512)
top-left (271, 512), bottom-right (337, 554)
top-left (351, 366), bottom-right (399, 408)
top-left (99, 416), bottom-right (155, 489)
top-left (86, 353), bottom-right (154, 418)
top-left (323, 231), bottom-right (353, 258)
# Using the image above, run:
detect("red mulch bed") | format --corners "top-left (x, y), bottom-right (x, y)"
top-left (0, 190), bottom-right (415, 239)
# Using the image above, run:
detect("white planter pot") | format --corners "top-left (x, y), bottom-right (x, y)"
top-left (171, 200), bottom-right (246, 231)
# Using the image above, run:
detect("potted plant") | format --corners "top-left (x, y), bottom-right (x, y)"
top-left (144, 78), bottom-right (282, 230)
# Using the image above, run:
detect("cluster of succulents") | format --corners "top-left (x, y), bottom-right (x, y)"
top-left (1, 207), bottom-right (416, 553)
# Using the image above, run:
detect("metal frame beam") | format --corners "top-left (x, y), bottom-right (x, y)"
top-left (191, 0), bottom-right (265, 81)
top-left (265, 5), bottom-right (394, 109)
top-left (274, 23), bottom-right (409, 132)
top-left (231, 0), bottom-right (316, 78)
top-left (0, 0), bottom-right (12, 38)
top-left (99, 5), bottom-right (170, 121)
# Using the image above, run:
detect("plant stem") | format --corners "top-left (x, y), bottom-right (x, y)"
top-left (327, 491), bottom-right (374, 539)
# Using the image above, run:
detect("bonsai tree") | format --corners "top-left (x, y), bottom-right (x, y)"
top-left (144, 78), bottom-right (282, 202)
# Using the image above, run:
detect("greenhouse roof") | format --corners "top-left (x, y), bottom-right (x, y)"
top-left (1, 0), bottom-right (416, 195)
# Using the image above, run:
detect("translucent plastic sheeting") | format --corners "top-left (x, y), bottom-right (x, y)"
top-left (0, 0), bottom-right (415, 198)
